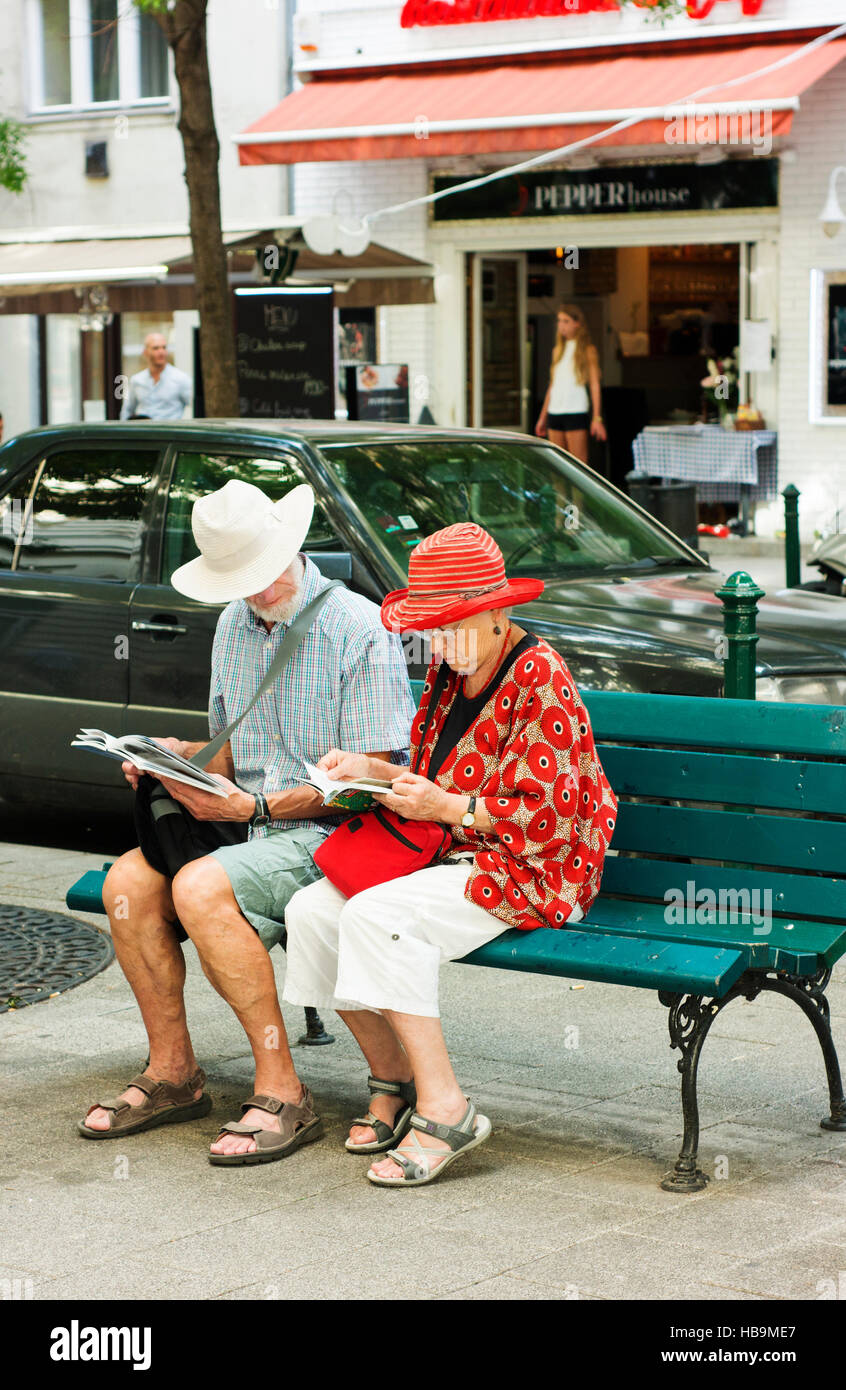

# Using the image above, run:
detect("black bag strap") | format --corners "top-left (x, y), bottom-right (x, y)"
top-left (412, 660), bottom-right (450, 776)
top-left (191, 580), bottom-right (343, 770)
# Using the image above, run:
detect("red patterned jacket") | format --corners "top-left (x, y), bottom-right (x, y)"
top-left (413, 639), bottom-right (617, 932)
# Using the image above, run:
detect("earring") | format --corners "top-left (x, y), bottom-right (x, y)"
top-left (493, 624), bottom-right (501, 635)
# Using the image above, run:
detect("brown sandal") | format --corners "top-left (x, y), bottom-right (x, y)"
top-left (78, 1067), bottom-right (211, 1139)
top-left (208, 1088), bottom-right (323, 1166)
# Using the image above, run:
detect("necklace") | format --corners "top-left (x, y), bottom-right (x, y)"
top-left (462, 623), bottom-right (513, 698)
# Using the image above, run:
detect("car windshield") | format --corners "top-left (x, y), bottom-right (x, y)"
top-left (321, 438), bottom-right (698, 580)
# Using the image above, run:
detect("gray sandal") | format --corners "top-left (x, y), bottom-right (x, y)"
top-left (366, 1099), bottom-right (491, 1187)
top-left (208, 1088), bottom-right (322, 1166)
top-left (345, 1075), bottom-right (417, 1154)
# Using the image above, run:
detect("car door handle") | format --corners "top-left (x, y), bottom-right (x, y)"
top-left (132, 619), bottom-right (188, 635)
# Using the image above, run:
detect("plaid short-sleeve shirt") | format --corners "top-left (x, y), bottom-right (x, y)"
top-left (209, 557), bottom-right (416, 837)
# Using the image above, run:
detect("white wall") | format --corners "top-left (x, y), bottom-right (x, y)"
top-left (291, 1), bottom-right (846, 532)
top-left (293, 0), bottom-right (846, 72)
top-left (0, 0), bottom-right (290, 234)
top-left (774, 61), bottom-right (846, 540)
top-left (0, 0), bottom-right (292, 428)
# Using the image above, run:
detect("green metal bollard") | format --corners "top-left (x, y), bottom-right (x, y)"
top-left (783, 483), bottom-right (801, 589)
top-left (715, 571), bottom-right (766, 699)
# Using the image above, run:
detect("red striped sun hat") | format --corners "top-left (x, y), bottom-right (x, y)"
top-left (380, 523), bottom-right (544, 633)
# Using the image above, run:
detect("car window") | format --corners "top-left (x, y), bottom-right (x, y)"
top-left (162, 451), bottom-right (340, 585)
top-left (320, 439), bottom-right (693, 579)
top-left (0, 448), bottom-right (158, 581)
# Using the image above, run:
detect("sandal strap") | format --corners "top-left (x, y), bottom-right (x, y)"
top-left (218, 1120), bottom-right (263, 1137)
top-left (409, 1100), bottom-right (477, 1151)
top-left (97, 1066), bottom-right (207, 1114)
top-left (384, 1146), bottom-right (428, 1182)
top-left (351, 1112), bottom-right (394, 1143)
top-left (241, 1093), bottom-right (284, 1116)
top-left (367, 1076), bottom-right (416, 1105)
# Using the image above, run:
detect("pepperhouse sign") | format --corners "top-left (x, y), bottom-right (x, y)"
top-left (400, 0), bottom-right (766, 27)
top-left (431, 159), bottom-right (778, 219)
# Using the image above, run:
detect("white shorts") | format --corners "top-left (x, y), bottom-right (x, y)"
top-left (283, 862), bottom-right (583, 1019)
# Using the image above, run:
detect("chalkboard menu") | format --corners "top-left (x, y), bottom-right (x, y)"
top-left (345, 363), bottom-right (410, 423)
top-left (235, 288), bottom-right (334, 419)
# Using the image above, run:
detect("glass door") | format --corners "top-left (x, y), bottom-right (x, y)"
top-left (470, 253), bottom-right (528, 432)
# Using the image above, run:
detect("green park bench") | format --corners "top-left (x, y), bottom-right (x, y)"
top-left (67, 690), bottom-right (846, 1192)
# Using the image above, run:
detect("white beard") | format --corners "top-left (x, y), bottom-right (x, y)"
top-left (246, 584), bottom-right (303, 625)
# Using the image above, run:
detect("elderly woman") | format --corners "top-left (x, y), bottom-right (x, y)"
top-left (282, 522), bottom-right (617, 1187)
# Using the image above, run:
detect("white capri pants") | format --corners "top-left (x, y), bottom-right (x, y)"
top-left (283, 861), bottom-right (583, 1019)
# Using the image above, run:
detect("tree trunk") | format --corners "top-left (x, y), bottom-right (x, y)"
top-left (154, 1), bottom-right (239, 417)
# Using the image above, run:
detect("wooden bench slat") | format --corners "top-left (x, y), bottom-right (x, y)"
top-left (600, 857), bottom-right (846, 936)
top-left (460, 926), bottom-right (751, 997)
top-left (614, 802), bottom-right (846, 875)
top-left (599, 744), bottom-right (846, 816)
top-left (585, 896), bottom-right (835, 975)
top-left (585, 690), bottom-right (846, 757)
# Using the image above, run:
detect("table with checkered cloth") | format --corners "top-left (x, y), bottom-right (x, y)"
top-left (631, 425), bottom-right (778, 503)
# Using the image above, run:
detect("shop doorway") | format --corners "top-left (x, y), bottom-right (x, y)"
top-left (468, 252), bottom-right (529, 432)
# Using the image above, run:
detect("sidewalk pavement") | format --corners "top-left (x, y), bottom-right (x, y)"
top-left (2, 838), bottom-right (845, 1303)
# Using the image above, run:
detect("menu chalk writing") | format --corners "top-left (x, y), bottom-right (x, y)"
top-left (235, 289), bottom-right (335, 419)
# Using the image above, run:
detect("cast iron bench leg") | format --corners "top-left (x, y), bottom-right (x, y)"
top-left (758, 969), bottom-right (846, 1133)
top-left (659, 990), bottom-right (722, 1193)
top-left (660, 970), bottom-right (846, 1195)
top-left (298, 1006), bottom-right (335, 1046)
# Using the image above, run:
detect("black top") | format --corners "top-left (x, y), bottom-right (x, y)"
top-left (427, 633), bottom-right (539, 784)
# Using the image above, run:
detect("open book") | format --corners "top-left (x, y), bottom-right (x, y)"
top-left (71, 729), bottom-right (229, 797)
top-left (300, 761), bottom-right (393, 809)
top-left (71, 736), bottom-right (394, 810)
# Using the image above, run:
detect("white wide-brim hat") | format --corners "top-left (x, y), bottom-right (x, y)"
top-left (171, 479), bottom-right (315, 603)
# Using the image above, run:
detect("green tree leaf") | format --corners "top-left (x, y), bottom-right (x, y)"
top-left (0, 117), bottom-right (27, 194)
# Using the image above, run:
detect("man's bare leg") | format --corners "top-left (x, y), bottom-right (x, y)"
top-left (169, 858), bottom-right (307, 1157)
top-left (337, 1009), bottom-right (414, 1147)
top-left (84, 849), bottom-right (202, 1130)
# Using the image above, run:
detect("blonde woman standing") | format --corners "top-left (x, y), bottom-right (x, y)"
top-left (535, 304), bottom-right (607, 464)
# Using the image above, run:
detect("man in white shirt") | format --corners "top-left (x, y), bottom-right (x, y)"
top-left (120, 332), bottom-right (192, 420)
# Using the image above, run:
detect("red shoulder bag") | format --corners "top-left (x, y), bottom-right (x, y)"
top-left (313, 664), bottom-right (454, 898)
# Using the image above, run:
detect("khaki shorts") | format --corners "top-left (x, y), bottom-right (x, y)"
top-left (210, 827), bottom-right (325, 951)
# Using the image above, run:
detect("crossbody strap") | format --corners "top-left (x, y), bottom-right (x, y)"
top-left (412, 660), bottom-right (450, 776)
top-left (190, 580), bottom-right (344, 770)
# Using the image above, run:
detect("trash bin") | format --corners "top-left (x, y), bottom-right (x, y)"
top-left (625, 472), bottom-right (699, 551)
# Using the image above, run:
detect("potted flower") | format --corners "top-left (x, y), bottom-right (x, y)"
top-left (701, 352), bottom-right (739, 428)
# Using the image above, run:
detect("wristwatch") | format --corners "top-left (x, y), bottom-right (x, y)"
top-left (250, 790), bottom-right (271, 829)
top-left (461, 795), bottom-right (478, 829)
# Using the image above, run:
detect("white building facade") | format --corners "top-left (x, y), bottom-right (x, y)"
top-left (257, 0), bottom-right (846, 538)
top-left (0, 0), bottom-right (291, 434)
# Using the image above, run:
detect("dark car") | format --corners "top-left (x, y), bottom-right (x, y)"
top-left (2, 419), bottom-right (846, 817)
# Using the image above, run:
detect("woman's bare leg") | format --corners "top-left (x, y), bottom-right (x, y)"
top-left (563, 428), bottom-right (589, 464)
top-left (337, 1009), bottom-right (414, 1145)
top-left (368, 1011), bottom-right (469, 1180)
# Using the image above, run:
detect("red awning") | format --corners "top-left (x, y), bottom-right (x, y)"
top-left (236, 38), bottom-right (846, 165)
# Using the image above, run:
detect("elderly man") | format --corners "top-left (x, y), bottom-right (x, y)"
top-left (78, 479), bottom-right (416, 1165)
top-left (120, 332), bottom-right (192, 420)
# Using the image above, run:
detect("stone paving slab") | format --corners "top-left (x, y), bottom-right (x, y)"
top-left (2, 839), bottom-right (846, 1302)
